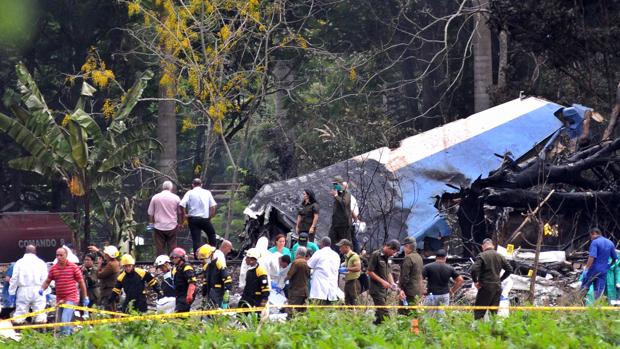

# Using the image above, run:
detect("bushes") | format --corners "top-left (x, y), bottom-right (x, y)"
top-left (4, 309), bottom-right (619, 348)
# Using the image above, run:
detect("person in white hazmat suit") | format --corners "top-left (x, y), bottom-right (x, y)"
top-left (8, 244), bottom-right (49, 324)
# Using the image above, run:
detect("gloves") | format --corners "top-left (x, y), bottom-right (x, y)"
top-left (338, 267), bottom-right (348, 274)
top-left (8, 295), bottom-right (16, 307)
top-left (186, 294), bottom-right (193, 304)
top-left (82, 297), bottom-right (90, 307)
top-left (38, 289), bottom-right (44, 296)
top-left (271, 281), bottom-right (278, 289)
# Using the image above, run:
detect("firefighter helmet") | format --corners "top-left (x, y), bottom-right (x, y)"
top-left (196, 244), bottom-right (215, 260)
top-left (120, 254), bottom-right (135, 266)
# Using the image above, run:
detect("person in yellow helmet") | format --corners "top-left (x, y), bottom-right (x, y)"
top-left (197, 244), bottom-right (232, 308)
top-left (110, 254), bottom-right (160, 313)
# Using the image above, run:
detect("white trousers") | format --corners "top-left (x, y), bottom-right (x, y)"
top-left (14, 286), bottom-right (47, 323)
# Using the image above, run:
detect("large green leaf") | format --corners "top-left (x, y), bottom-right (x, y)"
top-left (0, 112), bottom-right (55, 163)
top-left (8, 156), bottom-right (53, 176)
top-left (71, 108), bottom-right (104, 147)
top-left (98, 138), bottom-right (161, 172)
top-left (14, 62), bottom-right (70, 158)
top-left (112, 70), bottom-right (154, 124)
top-left (68, 120), bottom-right (88, 169)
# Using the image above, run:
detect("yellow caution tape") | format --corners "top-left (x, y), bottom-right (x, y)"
top-left (59, 304), bottom-right (129, 317)
top-left (8, 304), bottom-right (620, 330)
top-left (5, 307), bottom-right (56, 323)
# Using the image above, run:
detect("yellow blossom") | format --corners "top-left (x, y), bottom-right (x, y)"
top-left (181, 118), bottom-right (197, 132)
top-left (349, 68), bottom-right (357, 81)
top-left (194, 164), bottom-right (202, 175)
top-left (102, 99), bottom-right (115, 119)
top-left (91, 70), bottom-right (109, 88)
top-left (61, 114), bottom-right (71, 127)
top-left (68, 176), bottom-right (85, 197)
top-left (219, 25), bottom-right (232, 41)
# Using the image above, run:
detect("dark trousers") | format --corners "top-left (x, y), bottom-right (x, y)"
top-left (344, 279), bottom-right (361, 305)
top-left (99, 288), bottom-right (116, 311)
top-left (370, 291), bottom-right (388, 324)
top-left (287, 295), bottom-right (307, 315)
top-left (188, 217), bottom-right (216, 254)
top-left (474, 283), bottom-right (501, 320)
top-left (175, 296), bottom-right (192, 313)
top-left (351, 232), bottom-right (361, 253)
top-left (329, 225), bottom-right (352, 244)
top-left (122, 297), bottom-right (147, 313)
top-left (154, 227), bottom-right (178, 256)
top-left (206, 288), bottom-right (224, 309)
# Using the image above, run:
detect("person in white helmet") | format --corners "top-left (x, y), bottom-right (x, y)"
top-left (240, 248), bottom-right (270, 308)
top-left (110, 254), bottom-right (159, 313)
top-left (8, 244), bottom-right (48, 324)
top-left (89, 245), bottom-right (121, 311)
top-left (154, 255), bottom-right (176, 313)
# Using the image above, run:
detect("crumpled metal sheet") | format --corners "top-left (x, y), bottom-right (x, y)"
top-left (244, 97), bottom-right (564, 248)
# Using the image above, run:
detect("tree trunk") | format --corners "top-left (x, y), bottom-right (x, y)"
top-left (497, 30), bottom-right (508, 89)
top-left (473, 0), bottom-right (493, 112)
top-left (603, 82), bottom-right (620, 140)
top-left (157, 77), bottom-right (177, 180)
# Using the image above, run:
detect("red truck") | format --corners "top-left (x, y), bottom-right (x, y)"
top-left (0, 212), bottom-right (74, 263)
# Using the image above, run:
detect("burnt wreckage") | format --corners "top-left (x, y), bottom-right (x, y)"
top-left (242, 95), bottom-right (620, 256)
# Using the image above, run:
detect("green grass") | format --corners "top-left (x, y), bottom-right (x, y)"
top-left (3, 309), bottom-right (619, 348)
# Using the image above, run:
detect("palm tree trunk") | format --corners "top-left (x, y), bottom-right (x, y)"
top-left (473, 0), bottom-right (493, 112)
top-left (157, 78), bottom-right (177, 179)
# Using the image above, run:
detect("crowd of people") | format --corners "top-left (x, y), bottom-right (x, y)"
top-left (0, 176), bottom-right (617, 335)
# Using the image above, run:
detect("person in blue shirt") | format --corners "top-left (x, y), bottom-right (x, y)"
top-left (582, 227), bottom-right (618, 299)
top-left (1, 263), bottom-right (15, 319)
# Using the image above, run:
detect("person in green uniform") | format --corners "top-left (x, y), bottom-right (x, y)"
top-left (367, 239), bottom-right (400, 324)
top-left (398, 237), bottom-right (423, 313)
top-left (470, 238), bottom-right (513, 320)
top-left (337, 239), bottom-right (362, 305)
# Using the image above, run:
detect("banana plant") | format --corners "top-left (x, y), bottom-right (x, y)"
top-left (0, 62), bottom-right (159, 249)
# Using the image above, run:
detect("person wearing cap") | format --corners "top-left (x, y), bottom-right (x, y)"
top-left (398, 237), bottom-right (423, 313)
top-left (337, 239), bottom-right (362, 305)
top-left (111, 254), bottom-right (160, 313)
top-left (296, 189), bottom-right (320, 243)
top-left (422, 249), bottom-right (464, 316)
top-left (285, 246), bottom-right (311, 314)
top-left (368, 239), bottom-right (400, 324)
top-left (291, 232), bottom-right (319, 258)
top-left (328, 176), bottom-right (353, 248)
top-left (154, 255), bottom-right (176, 313)
top-left (307, 237), bottom-right (341, 304)
top-left (240, 248), bottom-right (270, 307)
top-left (180, 178), bottom-right (218, 255)
top-left (89, 245), bottom-right (121, 311)
top-left (470, 238), bottom-right (513, 320)
top-left (170, 247), bottom-right (197, 312)
top-left (148, 180), bottom-right (183, 256)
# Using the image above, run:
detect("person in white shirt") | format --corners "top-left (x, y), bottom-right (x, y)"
top-left (9, 245), bottom-right (49, 324)
top-left (214, 240), bottom-right (232, 268)
top-left (148, 180), bottom-right (183, 256)
top-left (180, 178), bottom-right (218, 255)
top-left (307, 237), bottom-right (341, 304)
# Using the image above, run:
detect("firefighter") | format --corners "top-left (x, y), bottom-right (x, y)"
top-left (197, 244), bottom-right (232, 309)
top-left (170, 247), bottom-right (197, 312)
top-left (240, 248), bottom-right (270, 308)
top-left (111, 254), bottom-right (159, 313)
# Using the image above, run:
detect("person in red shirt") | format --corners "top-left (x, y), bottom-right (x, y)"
top-left (40, 247), bottom-right (88, 335)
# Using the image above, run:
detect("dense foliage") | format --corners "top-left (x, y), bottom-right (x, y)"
top-left (4, 309), bottom-right (619, 348)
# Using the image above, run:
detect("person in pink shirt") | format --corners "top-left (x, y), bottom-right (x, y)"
top-left (148, 180), bottom-right (184, 256)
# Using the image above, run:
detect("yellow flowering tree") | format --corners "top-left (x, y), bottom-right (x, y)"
top-left (0, 62), bottom-right (158, 249)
